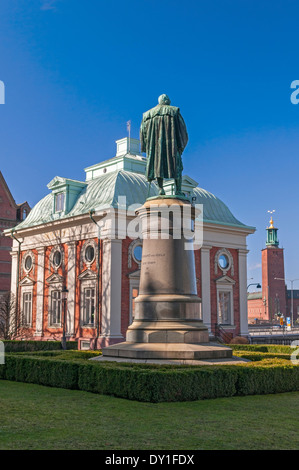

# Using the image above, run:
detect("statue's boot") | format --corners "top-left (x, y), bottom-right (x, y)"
top-left (157, 177), bottom-right (165, 195)
top-left (175, 177), bottom-right (184, 196)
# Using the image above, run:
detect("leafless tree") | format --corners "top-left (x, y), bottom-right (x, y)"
top-left (0, 291), bottom-right (30, 340)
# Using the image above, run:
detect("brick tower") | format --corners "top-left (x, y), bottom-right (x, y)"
top-left (261, 215), bottom-right (286, 321)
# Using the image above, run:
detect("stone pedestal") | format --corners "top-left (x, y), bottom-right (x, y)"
top-left (102, 196), bottom-right (232, 362)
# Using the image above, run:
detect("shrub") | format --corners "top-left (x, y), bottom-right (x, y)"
top-left (77, 363), bottom-right (238, 402)
top-left (0, 352), bottom-right (298, 403)
top-left (235, 361), bottom-right (299, 396)
top-left (229, 344), bottom-right (292, 354)
top-left (16, 350), bottom-right (101, 360)
top-left (0, 355), bottom-right (79, 389)
top-left (232, 350), bottom-right (291, 362)
top-left (1, 340), bottom-right (78, 353)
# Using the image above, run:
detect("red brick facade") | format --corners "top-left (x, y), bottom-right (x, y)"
top-left (14, 234), bottom-right (244, 346)
top-left (247, 297), bottom-right (266, 322)
top-left (18, 239), bottom-right (101, 342)
top-left (262, 246), bottom-right (286, 320)
top-left (209, 247), bottom-right (240, 336)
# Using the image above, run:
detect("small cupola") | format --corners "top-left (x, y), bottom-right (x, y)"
top-left (84, 137), bottom-right (146, 181)
top-left (266, 215), bottom-right (279, 247)
top-left (116, 137), bottom-right (141, 157)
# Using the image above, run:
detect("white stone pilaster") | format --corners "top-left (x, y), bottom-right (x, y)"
top-left (10, 251), bottom-right (18, 298)
top-left (201, 245), bottom-right (212, 331)
top-left (35, 247), bottom-right (45, 336)
top-left (67, 241), bottom-right (76, 336)
top-left (101, 238), bottom-right (123, 339)
top-left (238, 249), bottom-right (249, 336)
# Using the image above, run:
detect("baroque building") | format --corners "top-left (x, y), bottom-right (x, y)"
top-left (5, 138), bottom-right (255, 348)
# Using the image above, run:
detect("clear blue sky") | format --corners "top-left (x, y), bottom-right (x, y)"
top-left (1, 0), bottom-right (299, 291)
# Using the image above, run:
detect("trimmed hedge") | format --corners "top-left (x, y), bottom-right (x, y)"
top-left (0, 353), bottom-right (298, 402)
top-left (0, 355), bottom-right (79, 389)
top-left (1, 340), bottom-right (78, 353)
top-left (232, 350), bottom-right (291, 361)
top-left (235, 360), bottom-right (299, 396)
top-left (15, 350), bottom-right (101, 361)
top-left (229, 344), bottom-right (293, 354)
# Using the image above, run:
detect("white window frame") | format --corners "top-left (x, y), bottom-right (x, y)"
top-left (47, 280), bottom-right (63, 328)
top-left (128, 239), bottom-right (143, 269)
top-left (215, 248), bottom-right (234, 276)
top-left (22, 289), bottom-right (33, 327)
top-left (49, 245), bottom-right (64, 272)
top-left (55, 192), bottom-right (65, 212)
top-left (216, 278), bottom-right (235, 326)
top-left (217, 290), bottom-right (232, 325)
top-left (80, 239), bottom-right (97, 271)
top-left (49, 289), bottom-right (62, 327)
top-left (82, 286), bottom-right (96, 326)
top-left (79, 276), bottom-right (97, 328)
top-left (129, 279), bottom-right (140, 325)
top-left (22, 250), bottom-right (34, 275)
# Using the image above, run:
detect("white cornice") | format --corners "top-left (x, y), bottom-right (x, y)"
top-left (203, 221), bottom-right (255, 236)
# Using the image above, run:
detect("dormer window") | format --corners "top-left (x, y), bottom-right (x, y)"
top-left (47, 176), bottom-right (87, 216)
top-left (55, 193), bottom-right (65, 212)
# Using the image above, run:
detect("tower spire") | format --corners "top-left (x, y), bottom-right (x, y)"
top-left (266, 210), bottom-right (279, 246)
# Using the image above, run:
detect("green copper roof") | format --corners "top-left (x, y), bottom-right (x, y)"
top-left (14, 193), bottom-right (53, 229)
top-left (12, 170), bottom-right (158, 230)
top-left (68, 170), bottom-right (158, 215)
top-left (11, 168), bottom-right (252, 232)
top-left (193, 187), bottom-right (250, 228)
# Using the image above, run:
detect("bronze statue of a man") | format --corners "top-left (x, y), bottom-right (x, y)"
top-left (140, 94), bottom-right (188, 196)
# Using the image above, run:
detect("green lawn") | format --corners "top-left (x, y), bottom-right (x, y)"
top-left (0, 380), bottom-right (298, 450)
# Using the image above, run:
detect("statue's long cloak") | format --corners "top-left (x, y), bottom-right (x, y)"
top-left (140, 104), bottom-right (188, 181)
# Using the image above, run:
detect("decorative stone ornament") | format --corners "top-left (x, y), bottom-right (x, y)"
top-left (215, 248), bottom-right (234, 276)
top-left (22, 250), bottom-right (35, 275)
top-left (80, 239), bottom-right (97, 270)
top-left (49, 245), bottom-right (64, 272)
top-left (128, 238), bottom-right (143, 268)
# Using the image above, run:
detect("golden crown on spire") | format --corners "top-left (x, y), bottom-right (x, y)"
top-left (267, 210), bottom-right (275, 229)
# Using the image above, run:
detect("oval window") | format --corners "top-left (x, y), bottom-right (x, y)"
top-left (53, 250), bottom-right (62, 268)
top-left (24, 255), bottom-right (32, 272)
top-left (85, 245), bottom-right (95, 263)
top-left (133, 245), bottom-right (142, 263)
top-left (218, 254), bottom-right (229, 270)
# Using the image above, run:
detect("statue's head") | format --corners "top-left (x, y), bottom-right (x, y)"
top-left (158, 94), bottom-right (171, 105)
